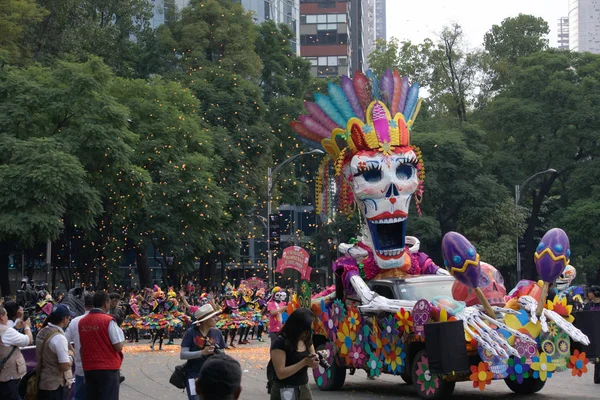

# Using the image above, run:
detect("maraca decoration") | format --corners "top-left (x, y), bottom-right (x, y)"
top-left (442, 232), bottom-right (495, 318)
top-left (534, 228), bottom-right (570, 316)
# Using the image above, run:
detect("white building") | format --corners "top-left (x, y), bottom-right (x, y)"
top-left (150, 0), bottom-right (190, 28)
top-left (350, 0), bottom-right (376, 73)
top-left (568, 0), bottom-right (600, 53)
top-left (558, 17), bottom-right (569, 50)
top-left (237, 0), bottom-right (301, 54)
top-left (375, 0), bottom-right (386, 40)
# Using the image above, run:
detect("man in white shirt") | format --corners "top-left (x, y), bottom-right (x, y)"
top-left (0, 305), bottom-right (33, 400)
top-left (65, 294), bottom-right (94, 400)
top-left (3, 301), bottom-right (24, 330)
top-left (35, 304), bottom-right (74, 400)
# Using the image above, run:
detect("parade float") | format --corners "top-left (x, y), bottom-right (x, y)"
top-left (288, 68), bottom-right (599, 398)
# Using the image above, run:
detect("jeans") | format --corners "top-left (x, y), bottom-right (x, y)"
top-left (270, 381), bottom-right (312, 400)
top-left (84, 370), bottom-right (119, 400)
top-left (185, 370), bottom-right (200, 400)
top-left (0, 379), bottom-right (21, 400)
top-left (74, 374), bottom-right (86, 400)
top-left (38, 386), bottom-right (67, 400)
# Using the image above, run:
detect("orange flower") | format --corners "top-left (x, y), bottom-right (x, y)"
top-left (546, 296), bottom-right (574, 322)
top-left (470, 362), bottom-right (494, 391)
top-left (568, 349), bottom-right (589, 377)
top-left (394, 308), bottom-right (414, 334)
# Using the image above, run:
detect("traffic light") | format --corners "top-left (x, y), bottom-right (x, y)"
top-left (269, 213), bottom-right (281, 250)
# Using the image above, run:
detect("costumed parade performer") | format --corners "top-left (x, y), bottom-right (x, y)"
top-left (282, 67), bottom-right (594, 398)
top-left (266, 287), bottom-right (288, 342)
top-left (549, 265), bottom-right (584, 311)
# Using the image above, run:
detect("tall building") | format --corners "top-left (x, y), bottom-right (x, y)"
top-left (236, 0), bottom-right (301, 54)
top-left (299, 0), bottom-right (351, 77)
top-left (150, 0), bottom-right (190, 28)
top-left (558, 17), bottom-right (570, 50)
top-left (350, 0), bottom-right (376, 73)
top-left (568, 0), bottom-right (600, 53)
top-left (375, 0), bottom-right (386, 40)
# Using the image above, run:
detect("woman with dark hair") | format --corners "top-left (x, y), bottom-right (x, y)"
top-left (269, 308), bottom-right (319, 400)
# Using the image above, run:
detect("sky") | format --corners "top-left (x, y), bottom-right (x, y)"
top-left (386, 0), bottom-right (569, 49)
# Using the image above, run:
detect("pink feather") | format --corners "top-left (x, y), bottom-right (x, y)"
top-left (305, 102), bottom-right (338, 132)
top-left (392, 70), bottom-right (401, 115)
top-left (380, 69), bottom-right (394, 109)
top-left (341, 76), bottom-right (364, 120)
top-left (353, 71), bottom-right (372, 112)
top-left (299, 115), bottom-right (331, 139)
top-left (399, 76), bottom-right (409, 115)
top-left (290, 121), bottom-right (323, 143)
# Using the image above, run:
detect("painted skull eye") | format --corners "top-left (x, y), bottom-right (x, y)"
top-left (478, 273), bottom-right (490, 287)
top-left (362, 168), bottom-right (382, 183)
top-left (527, 344), bottom-right (536, 356)
top-left (543, 340), bottom-right (555, 355)
top-left (558, 339), bottom-right (569, 353)
top-left (494, 271), bottom-right (504, 285)
top-left (396, 164), bottom-right (415, 180)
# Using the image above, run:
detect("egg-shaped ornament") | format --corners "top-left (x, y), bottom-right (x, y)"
top-left (534, 228), bottom-right (571, 283)
top-left (441, 232), bottom-right (481, 289)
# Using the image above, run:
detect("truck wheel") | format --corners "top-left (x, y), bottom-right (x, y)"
top-left (313, 343), bottom-right (346, 391)
top-left (504, 376), bottom-right (546, 394)
top-left (411, 349), bottom-right (455, 399)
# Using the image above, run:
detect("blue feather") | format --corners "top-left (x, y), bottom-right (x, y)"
top-left (366, 69), bottom-right (380, 100)
top-left (315, 93), bottom-right (345, 127)
top-left (403, 83), bottom-right (420, 119)
top-left (297, 136), bottom-right (323, 150)
top-left (327, 82), bottom-right (355, 122)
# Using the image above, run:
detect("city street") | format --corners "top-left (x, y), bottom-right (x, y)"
top-left (119, 340), bottom-right (599, 400)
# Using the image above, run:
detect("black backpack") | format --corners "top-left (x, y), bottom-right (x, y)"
top-left (266, 359), bottom-right (275, 394)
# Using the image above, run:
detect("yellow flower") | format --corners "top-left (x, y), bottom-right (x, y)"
top-left (546, 296), bottom-right (574, 323)
top-left (531, 352), bottom-right (556, 381)
top-left (346, 309), bottom-right (360, 332)
top-left (336, 322), bottom-right (356, 356)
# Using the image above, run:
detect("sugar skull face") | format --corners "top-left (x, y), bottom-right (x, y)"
top-left (348, 150), bottom-right (419, 270)
top-left (478, 345), bottom-right (508, 379)
top-left (555, 265), bottom-right (576, 291)
top-left (274, 291), bottom-right (287, 302)
top-left (540, 325), bottom-right (570, 372)
top-left (513, 334), bottom-right (538, 364)
top-left (451, 263), bottom-right (507, 306)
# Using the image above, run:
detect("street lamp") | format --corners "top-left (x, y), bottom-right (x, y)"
top-left (267, 149), bottom-right (324, 286)
top-left (515, 168), bottom-right (557, 282)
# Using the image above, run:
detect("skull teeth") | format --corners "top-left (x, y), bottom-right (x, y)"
top-left (377, 249), bottom-right (404, 257)
top-left (371, 217), bottom-right (406, 224)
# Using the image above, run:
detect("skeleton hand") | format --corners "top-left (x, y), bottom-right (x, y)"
top-left (436, 268), bottom-right (450, 276)
top-left (338, 243), bottom-right (369, 261)
top-left (518, 295), bottom-right (590, 345)
top-left (452, 306), bottom-right (520, 358)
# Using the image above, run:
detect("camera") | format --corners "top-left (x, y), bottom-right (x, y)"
top-left (213, 344), bottom-right (223, 354)
top-left (317, 351), bottom-right (330, 369)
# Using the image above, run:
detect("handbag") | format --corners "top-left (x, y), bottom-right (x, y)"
top-left (24, 331), bottom-right (61, 400)
top-left (0, 346), bottom-right (17, 370)
top-left (169, 362), bottom-right (188, 389)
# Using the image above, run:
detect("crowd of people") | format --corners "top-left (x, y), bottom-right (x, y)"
top-left (0, 278), bottom-right (598, 400)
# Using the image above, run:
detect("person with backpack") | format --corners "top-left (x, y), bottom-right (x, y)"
top-left (268, 308), bottom-right (320, 400)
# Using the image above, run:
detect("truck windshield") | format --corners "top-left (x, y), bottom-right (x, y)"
top-left (396, 281), bottom-right (453, 301)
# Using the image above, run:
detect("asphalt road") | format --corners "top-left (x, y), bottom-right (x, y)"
top-left (119, 339), bottom-right (599, 400)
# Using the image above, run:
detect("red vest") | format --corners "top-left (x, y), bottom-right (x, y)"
top-left (78, 310), bottom-right (122, 371)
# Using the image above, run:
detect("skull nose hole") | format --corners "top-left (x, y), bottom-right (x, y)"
top-left (389, 198), bottom-right (396, 204)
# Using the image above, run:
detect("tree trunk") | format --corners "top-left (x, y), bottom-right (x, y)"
top-left (135, 246), bottom-right (153, 288)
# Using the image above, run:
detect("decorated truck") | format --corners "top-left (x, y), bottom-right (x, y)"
top-left (287, 68), bottom-right (599, 398)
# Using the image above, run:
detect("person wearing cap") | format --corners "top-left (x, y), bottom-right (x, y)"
top-left (195, 353), bottom-right (242, 400)
top-left (78, 291), bottom-right (125, 400)
top-left (35, 304), bottom-right (74, 400)
top-left (0, 305), bottom-right (33, 400)
top-left (180, 304), bottom-right (226, 400)
top-left (65, 293), bottom-right (94, 400)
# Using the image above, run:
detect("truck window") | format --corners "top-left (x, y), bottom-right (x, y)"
top-left (372, 285), bottom-right (395, 299)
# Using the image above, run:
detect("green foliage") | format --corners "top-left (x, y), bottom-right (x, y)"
top-left (0, 0), bottom-right (47, 65)
top-left (484, 14), bottom-right (549, 64)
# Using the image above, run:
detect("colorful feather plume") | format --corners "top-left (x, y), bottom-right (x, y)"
top-left (391, 70), bottom-right (402, 115)
top-left (366, 69), bottom-right (380, 100)
top-left (290, 121), bottom-right (323, 143)
top-left (353, 71), bottom-right (372, 111)
top-left (305, 102), bottom-right (338, 132)
top-left (314, 93), bottom-right (345, 127)
top-left (297, 135), bottom-right (322, 150)
top-left (403, 82), bottom-right (420, 121)
top-left (380, 69), bottom-right (394, 109)
top-left (327, 82), bottom-right (355, 121)
top-left (299, 115), bottom-right (330, 139)
top-left (341, 76), bottom-right (365, 120)
top-left (399, 76), bottom-right (409, 115)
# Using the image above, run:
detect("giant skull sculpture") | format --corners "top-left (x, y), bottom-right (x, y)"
top-left (348, 149), bottom-right (419, 269)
